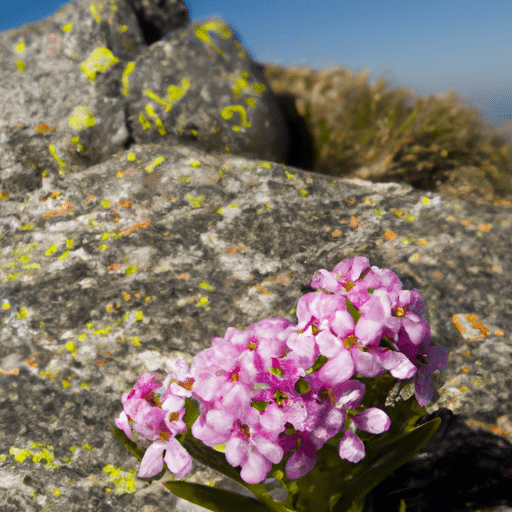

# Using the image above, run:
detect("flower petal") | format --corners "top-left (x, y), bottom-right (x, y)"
top-left (240, 449), bottom-right (272, 484)
top-left (338, 430), bottom-right (365, 463)
top-left (352, 407), bottom-right (391, 434)
top-left (318, 347), bottom-right (354, 386)
top-left (138, 440), bottom-right (166, 478)
top-left (163, 438), bottom-right (193, 479)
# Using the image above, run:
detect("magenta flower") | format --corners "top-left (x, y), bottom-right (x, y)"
top-left (115, 370), bottom-right (192, 479)
top-left (338, 407), bottom-right (391, 463)
top-left (279, 379), bottom-right (366, 479)
top-left (192, 404), bottom-right (284, 484)
top-left (413, 340), bottom-right (449, 406)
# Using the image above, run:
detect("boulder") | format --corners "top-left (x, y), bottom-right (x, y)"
top-left (0, 0), bottom-right (289, 200)
top-left (264, 63), bottom-right (512, 205)
top-left (1, 140), bottom-right (512, 510)
top-left (1, 1), bottom-right (512, 511)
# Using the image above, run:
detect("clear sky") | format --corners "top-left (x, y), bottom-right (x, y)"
top-left (1, 0), bottom-right (511, 124)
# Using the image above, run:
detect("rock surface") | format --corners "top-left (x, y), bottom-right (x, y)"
top-left (0, 0), bottom-right (289, 200)
top-left (1, 1), bottom-right (512, 511)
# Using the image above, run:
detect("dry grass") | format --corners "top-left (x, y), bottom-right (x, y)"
top-left (264, 63), bottom-right (512, 205)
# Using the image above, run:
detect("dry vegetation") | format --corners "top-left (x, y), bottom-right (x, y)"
top-left (264, 63), bottom-right (512, 205)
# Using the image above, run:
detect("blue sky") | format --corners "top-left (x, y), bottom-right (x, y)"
top-left (1, 0), bottom-right (511, 124)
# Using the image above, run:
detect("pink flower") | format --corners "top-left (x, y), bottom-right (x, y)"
top-left (413, 341), bottom-right (449, 406)
top-left (162, 359), bottom-right (195, 399)
top-left (191, 318), bottom-right (295, 409)
top-left (280, 379), bottom-right (366, 479)
top-left (338, 408), bottom-right (391, 463)
top-left (115, 369), bottom-right (192, 479)
top-left (139, 437), bottom-right (192, 478)
top-left (310, 256), bottom-right (371, 294)
top-left (192, 404), bottom-right (283, 484)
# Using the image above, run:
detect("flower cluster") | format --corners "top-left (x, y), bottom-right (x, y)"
top-left (115, 257), bottom-right (448, 485)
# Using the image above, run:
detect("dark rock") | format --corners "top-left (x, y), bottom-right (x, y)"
top-left (368, 408), bottom-right (512, 512)
top-left (126, 19), bottom-right (290, 162)
top-left (125, 0), bottom-right (190, 44)
top-left (0, 0), bottom-right (289, 199)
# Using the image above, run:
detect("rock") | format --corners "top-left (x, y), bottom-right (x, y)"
top-left (0, 0), bottom-right (289, 199)
top-left (125, 0), bottom-right (190, 44)
top-left (1, 139), bottom-right (512, 509)
top-left (1, 2), bottom-right (512, 510)
top-left (126, 19), bottom-right (290, 162)
top-left (263, 63), bottom-right (512, 205)
top-left (369, 408), bottom-right (512, 511)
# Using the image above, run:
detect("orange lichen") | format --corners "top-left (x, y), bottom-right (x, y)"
top-left (116, 200), bottom-right (131, 208)
top-left (42, 201), bottom-right (72, 217)
top-left (478, 223), bottom-right (492, 232)
top-left (349, 216), bottom-right (359, 228)
top-left (120, 221), bottom-right (150, 236)
top-left (452, 314), bottom-right (466, 334)
top-left (107, 264), bottom-right (121, 271)
top-left (383, 231), bottom-right (396, 240)
top-left (0, 368), bottom-right (19, 375)
top-left (464, 418), bottom-right (512, 441)
top-left (465, 314), bottom-right (490, 337)
top-left (34, 123), bottom-right (56, 133)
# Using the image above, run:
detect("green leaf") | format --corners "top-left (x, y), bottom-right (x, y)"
top-left (305, 355), bottom-right (329, 375)
top-left (251, 400), bottom-right (270, 412)
top-left (109, 423), bottom-right (146, 462)
top-left (331, 418), bottom-right (441, 512)
top-left (294, 377), bottom-right (311, 394)
top-left (183, 397), bottom-right (200, 430)
top-left (180, 435), bottom-right (296, 512)
top-left (345, 298), bottom-right (362, 324)
top-left (163, 481), bottom-right (273, 512)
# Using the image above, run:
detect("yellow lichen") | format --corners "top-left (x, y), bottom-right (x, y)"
top-left (144, 156), bottom-right (165, 173)
top-left (220, 105), bottom-right (252, 131)
top-left (102, 464), bottom-right (136, 495)
top-left (48, 145), bottom-right (67, 168)
top-left (68, 106), bottom-right (96, 130)
top-left (80, 47), bottom-right (119, 81)
top-left (186, 194), bottom-right (205, 209)
top-left (122, 61), bottom-right (135, 96)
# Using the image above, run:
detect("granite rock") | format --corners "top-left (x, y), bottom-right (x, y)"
top-left (0, 0), bottom-right (288, 199)
top-left (1, 140), bottom-right (512, 510)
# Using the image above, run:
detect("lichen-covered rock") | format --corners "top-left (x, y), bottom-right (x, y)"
top-left (0, 0), bottom-right (288, 199)
top-left (126, 19), bottom-right (289, 162)
top-left (1, 140), bottom-right (512, 510)
top-left (264, 62), bottom-right (512, 205)
top-left (0, 0), bottom-right (146, 195)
